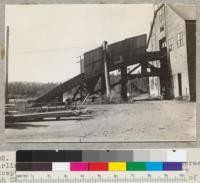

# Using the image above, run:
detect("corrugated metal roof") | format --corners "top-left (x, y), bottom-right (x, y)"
top-left (167, 4), bottom-right (196, 20)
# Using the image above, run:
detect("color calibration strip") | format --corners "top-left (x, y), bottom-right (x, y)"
top-left (16, 150), bottom-right (186, 162)
top-left (16, 150), bottom-right (186, 172)
top-left (16, 162), bottom-right (183, 171)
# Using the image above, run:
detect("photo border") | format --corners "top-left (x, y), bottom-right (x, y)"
top-left (0, 0), bottom-right (199, 150)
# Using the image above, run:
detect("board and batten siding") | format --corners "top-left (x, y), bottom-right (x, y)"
top-left (147, 4), bottom-right (193, 100)
top-left (165, 5), bottom-right (190, 100)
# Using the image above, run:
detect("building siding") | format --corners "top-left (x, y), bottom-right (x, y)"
top-left (165, 5), bottom-right (190, 99)
top-left (147, 4), bottom-right (196, 101)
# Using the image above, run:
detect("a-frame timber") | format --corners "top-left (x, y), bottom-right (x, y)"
top-left (33, 35), bottom-right (167, 105)
top-left (33, 50), bottom-right (164, 105)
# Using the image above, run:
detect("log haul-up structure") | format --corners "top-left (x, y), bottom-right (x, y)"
top-left (33, 4), bottom-right (196, 105)
top-left (33, 34), bottom-right (164, 105)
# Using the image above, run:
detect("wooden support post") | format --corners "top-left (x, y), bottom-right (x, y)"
top-left (121, 66), bottom-right (128, 101)
top-left (103, 41), bottom-right (111, 99)
top-left (86, 78), bottom-right (98, 95)
top-left (79, 56), bottom-right (84, 74)
top-left (72, 86), bottom-right (80, 101)
top-left (101, 74), bottom-right (106, 95)
top-left (160, 56), bottom-right (171, 99)
top-left (80, 84), bottom-right (83, 101)
top-left (58, 93), bottom-right (63, 103)
top-left (141, 62), bottom-right (147, 74)
top-left (5, 26), bottom-right (9, 104)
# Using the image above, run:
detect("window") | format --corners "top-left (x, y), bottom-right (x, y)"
top-left (177, 32), bottom-right (183, 47)
top-left (168, 38), bottom-right (174, 51)
top-left (160, 26), bottom-right (164, 32)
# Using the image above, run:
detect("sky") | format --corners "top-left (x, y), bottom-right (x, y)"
top-left (6, 4), bottom-right (154, 83)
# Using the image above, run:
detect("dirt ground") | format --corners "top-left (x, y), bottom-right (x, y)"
top-left (5, 100), bottom-right (196, 142)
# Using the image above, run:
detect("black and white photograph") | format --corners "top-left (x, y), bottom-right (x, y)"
top-left (4, 4), bottom-right (196, 142)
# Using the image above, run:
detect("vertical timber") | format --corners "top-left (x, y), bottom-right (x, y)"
top-left (5, 26), bottom-right (9, 104)
top-left (101, 74), bottom-right (106, 95)
top-left (80, 84), bottom-right (83, 101)
top-left (58, 93), bottom-right (63, 103)
top-left (103, 41), bottom-right (111, 99)
top-left (121, 65), bottom-right (128, 101)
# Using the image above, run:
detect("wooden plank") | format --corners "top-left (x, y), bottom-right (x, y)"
top-left (103, 41), bottom-right (111, 98)
top-left (6, 110), bottom-right (81, 122)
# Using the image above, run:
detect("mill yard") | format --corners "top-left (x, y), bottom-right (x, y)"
top-left (5, 100), bottom-right (196, 142)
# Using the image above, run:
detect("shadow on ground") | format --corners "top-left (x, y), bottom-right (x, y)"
top-left (6, 123), bottom-right (49, 129)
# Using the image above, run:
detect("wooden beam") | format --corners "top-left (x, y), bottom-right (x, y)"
top-left (58, 93), bottom-right (63, 103)
top-left (121, 66), bottom-right (128, 101)
top-left (6, 110), bottom-right (82, 122)
top-left (80, 84), bottom-right (84, 101)
top-left (101, 74), bottom-right (106, 95)
top-left (103, 41), bottom-right (111, 99)
top-left (72, 86), bottom-right (81, 101)
top-left (5, 26), bottom-right (9, 104)
top-left (141, 63), bottom-right (148, 74)
top-left (93, 71), bottom-right (160, 95)
top-left (127, 63), bottom-right (141, 74)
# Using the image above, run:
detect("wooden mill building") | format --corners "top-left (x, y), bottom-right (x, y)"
top-left (147, 4), bottom-right (196, 101)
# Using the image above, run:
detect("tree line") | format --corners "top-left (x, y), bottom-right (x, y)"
top-left (8, 82), bottom-right (59, 99)
top-left (8, 75), bottom-right (149, 100)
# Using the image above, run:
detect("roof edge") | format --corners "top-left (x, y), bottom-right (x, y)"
top-left (147, 4), bottom-right (165, 48)
top-left (167, 4), bottom-right (196, 21)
